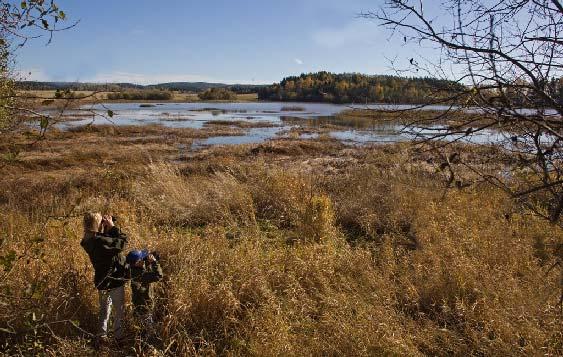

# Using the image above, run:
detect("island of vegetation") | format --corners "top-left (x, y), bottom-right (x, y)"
top-left (106, 90), bottom-right (172, 101)
top-left (197, 87), bottom-right (237, 100)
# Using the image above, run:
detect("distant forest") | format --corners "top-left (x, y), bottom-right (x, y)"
top-left (16, 81), bottom-right (266, 94)
top-left (258, 72), bottom-right (466, 104)
top-left (19, 74), bottom-right (563, 105)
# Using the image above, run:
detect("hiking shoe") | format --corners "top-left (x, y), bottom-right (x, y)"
top-left (94, 336), bottom-right (109, 350)
top-left (115, 336), bottom-right (128, 348)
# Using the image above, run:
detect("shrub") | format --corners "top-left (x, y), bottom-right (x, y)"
top-left (297, 194), bottom-right (337, 243)
top-left (198, 88), bottom-right (237, 101)
top-left (107, 90), bottom-right (172, 100)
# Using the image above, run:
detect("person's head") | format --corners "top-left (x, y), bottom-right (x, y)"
top-left (127, 250), bottom-right (148, 268)
top-left (83, 212), bottom-right (103, 235)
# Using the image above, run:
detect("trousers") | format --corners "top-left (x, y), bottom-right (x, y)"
top-left (98, 285), bottom-right (125, 339)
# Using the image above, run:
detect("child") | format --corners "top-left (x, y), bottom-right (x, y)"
top-left (126, 249), bottom-right (163, 339)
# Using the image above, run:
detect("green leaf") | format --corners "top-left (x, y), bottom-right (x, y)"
top-left (40, 117), bottom-right (49, 129)
top-left (107, 110), bottom-right (114, 118)
top-left (20, 1), bottom-right (27, 9)
top-left (58, 10), bottom-right (65, 20)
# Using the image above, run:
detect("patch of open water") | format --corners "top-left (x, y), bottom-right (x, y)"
top-left (52, 102), bottom-right (537, 149)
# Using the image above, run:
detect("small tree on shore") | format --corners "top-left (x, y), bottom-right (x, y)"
top-left (0, 0), bottom-right (77, 136)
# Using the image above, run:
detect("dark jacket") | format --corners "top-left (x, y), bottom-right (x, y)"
top-left (80, 226), bottom-right (128, 290)
top-left (129, 259), bottom-right (163, 313)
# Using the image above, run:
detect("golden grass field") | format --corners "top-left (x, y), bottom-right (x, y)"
top-left (0, 122), bottom-right (561, 356)
top-left (18, 90), bottom-right (259, 104)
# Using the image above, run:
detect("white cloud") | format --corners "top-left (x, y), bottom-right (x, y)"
top-left (86, 72), bottom-right (211, 84)
top-left (312, 21), bottom-right (380, 48)
top-left (82, 71), bottom-right (269, 85)
top-left (129, 27), bottom-right (146, 36)
top-left (294, 58), bottom-right (304, 65)
top-left (12, 69), bottom-right (271, 85)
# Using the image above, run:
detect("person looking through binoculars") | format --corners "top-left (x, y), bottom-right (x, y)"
top-left (81, 213), bottom-right (128, 347)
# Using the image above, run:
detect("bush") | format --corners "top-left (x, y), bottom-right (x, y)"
top-left (107, 90), bottom-right (172, 101)
top-left (198, 88), bottom-right (237, 101)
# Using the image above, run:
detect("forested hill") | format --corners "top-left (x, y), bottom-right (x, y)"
top-left (16, 81), bottom-right (266, 93)
top-left (258, 72), bottom-right (466, 104)
top-left (17, 73), bottom-right (466, 103)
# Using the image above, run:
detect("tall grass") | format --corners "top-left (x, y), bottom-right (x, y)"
top-left (0, 134), bottom-right (561, 355)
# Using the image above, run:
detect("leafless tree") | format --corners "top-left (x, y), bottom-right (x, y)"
top-left (361, 0), bottom-right (563, 309)
top-left (362, 1), bottom-right (563, 226)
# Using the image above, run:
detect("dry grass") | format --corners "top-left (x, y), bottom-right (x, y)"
top-left (17, 90), bottom-right (259, 105)
top-left (203, 120), bottom-right (279, 129)
top-left (0, 126), bottom-right (561, 356)
top-left (337, 109), bottom-right (499, 130)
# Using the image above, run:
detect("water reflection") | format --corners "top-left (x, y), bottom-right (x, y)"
top-left (52, 102), bottom-right (521, 148)
top-left (191, 127), bottom-right (283, 149)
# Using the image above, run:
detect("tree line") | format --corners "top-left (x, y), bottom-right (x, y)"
top-left (16, 81), bottom-right (143, 91)
top-left (257, 72), bottom-right (467, 104)
top-left (16, 81), bottom-right (266, 94)
top-left (106, 90), bottom-right (172, 101)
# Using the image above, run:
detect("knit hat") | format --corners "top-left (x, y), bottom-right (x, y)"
top-left (126, 249), bottom-right (148, 265)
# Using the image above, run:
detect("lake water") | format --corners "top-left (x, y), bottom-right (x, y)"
top-left (55, 102), bottom-right (518, 149)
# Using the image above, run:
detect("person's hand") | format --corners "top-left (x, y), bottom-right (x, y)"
top-left (102, 215), bottom-right (115, 229)
top-left (147, 254), bottom-right (156, 263)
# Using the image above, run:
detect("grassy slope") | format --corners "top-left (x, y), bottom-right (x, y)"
top-left (0, 126), bottom-right (561, 355)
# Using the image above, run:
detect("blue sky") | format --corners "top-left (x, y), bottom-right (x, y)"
top-left (15, 0), bottom-right (431, 84)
